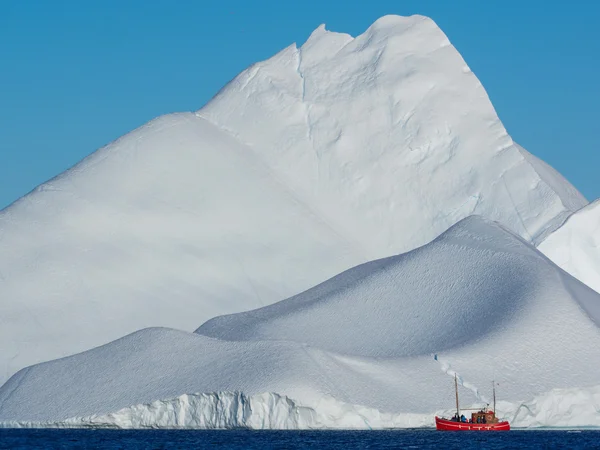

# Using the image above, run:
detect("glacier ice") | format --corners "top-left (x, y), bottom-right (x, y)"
top-left (1, 217), bottom-right (599, 428)
top-left (539, 199), bottom-right (600, 294)
top-left (0, 14), bottom-right (588, 385)
top-left (3, 388), bottom-right (600, 430)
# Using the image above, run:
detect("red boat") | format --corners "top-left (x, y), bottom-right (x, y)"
top-left (435, 416), bottom-right (510, 431)
top-left (435, 374), bottom-right (510, 431)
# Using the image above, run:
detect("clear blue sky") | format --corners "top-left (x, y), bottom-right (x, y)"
top-left (1, 0), bottom-right (599, 209)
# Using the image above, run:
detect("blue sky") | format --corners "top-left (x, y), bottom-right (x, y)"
top-left (1, 0), bottom-right (598, 209)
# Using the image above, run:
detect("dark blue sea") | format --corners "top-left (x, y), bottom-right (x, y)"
top-left (1, 429), bottom-right (599, 449)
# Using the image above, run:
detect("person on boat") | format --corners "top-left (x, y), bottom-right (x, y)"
top-left (460, 414), bottom-right (467, 423)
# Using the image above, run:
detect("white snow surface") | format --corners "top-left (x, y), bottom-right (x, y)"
top-left (539, 199), bottom-right (600, 294)
top-left (1, 217), bottom-right (599, 428)
top-left (0, 14), bottom-right (587, 383)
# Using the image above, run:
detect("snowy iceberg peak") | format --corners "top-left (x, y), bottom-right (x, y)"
top-left (299, 14), bottom-right (452, 72)
top-left (201, 14), bottom-right (461, 110)
top-left (299, 22), bottom-right (351, 53)
top-left (198, 14), bottom-right (585, 251)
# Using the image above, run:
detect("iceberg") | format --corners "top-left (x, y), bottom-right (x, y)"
top-left (0, 14), bottom-right (587, 386)
top-left (1, 217), bottom-right (599, 428)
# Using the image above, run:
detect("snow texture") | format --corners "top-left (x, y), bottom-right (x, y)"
top-left (539, 199), bottom-right (600, 294)
top-left (1, 217), bottom-right (599, 428)
top-left (0, 14), bottom-right (587, 384)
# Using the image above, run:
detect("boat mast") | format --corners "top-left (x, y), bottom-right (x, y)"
top-left (455, 374), bottom-right (460, 417)
top-left (493, 380), bottom-right (496, 413)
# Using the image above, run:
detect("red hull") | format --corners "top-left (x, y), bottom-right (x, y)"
top-left (435, 417), bottom-right (510, 431)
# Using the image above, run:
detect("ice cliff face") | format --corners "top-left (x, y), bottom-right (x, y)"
top-left (4, 389), bottom-right (600, 429)
top-left (1, 217), bottom-right (599, 428)
top-left (0, 14), bottom-right (587, 385)
top-left (0, 392), bottom-right (436, 430)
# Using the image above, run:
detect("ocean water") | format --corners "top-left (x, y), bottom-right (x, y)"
top-left (1, 429), bottom-right (599, 449)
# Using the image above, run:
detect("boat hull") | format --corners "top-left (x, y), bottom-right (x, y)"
top-left (435, 416), bottom-right (510, 431)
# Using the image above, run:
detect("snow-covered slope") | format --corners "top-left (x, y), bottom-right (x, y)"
top-left (1, 217), bottom-right (599, 428)
top-left (0, 14), bottom-right (586, 383)
top-left (539, 199), bottom-right (600, 293)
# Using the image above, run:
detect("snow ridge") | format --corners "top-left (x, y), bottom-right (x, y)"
top-left (539, 200), bottom-right (600, 294)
